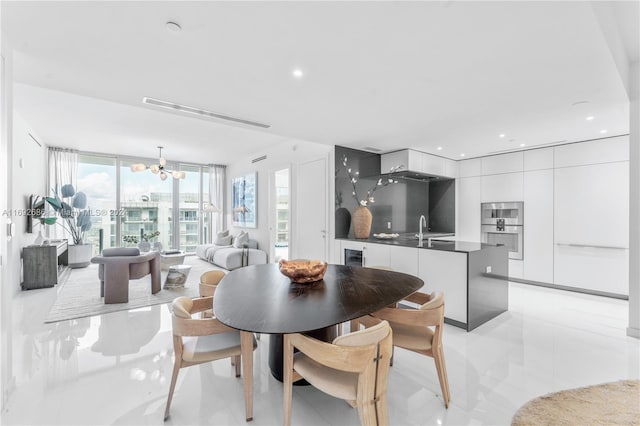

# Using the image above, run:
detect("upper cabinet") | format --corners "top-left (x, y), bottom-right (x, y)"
top-left (381, 149), bottom-right (457, 179)
top-left (554, 136), bottom-right (629, 168)
top-left (481, 152), bottom-right (524, 175)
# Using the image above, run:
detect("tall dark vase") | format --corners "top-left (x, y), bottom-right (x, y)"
top-left (335, 207), bottom-right (351, 238)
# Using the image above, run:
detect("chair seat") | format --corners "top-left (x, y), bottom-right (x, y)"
top-left (293, 353), bottom-right (358, 401)
top-left (388, 320), bottom-right (434, 351)
top-left (182, 331), bottom-right (256, 363)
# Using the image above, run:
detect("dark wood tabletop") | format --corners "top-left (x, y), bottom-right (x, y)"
top-left (214, 263), bottom-right (424, 334)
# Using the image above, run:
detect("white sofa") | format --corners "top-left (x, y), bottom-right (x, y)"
top-left (195, 239), bottom-right (268, 270)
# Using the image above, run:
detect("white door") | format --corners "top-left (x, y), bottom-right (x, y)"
top-left (296, 158), bottom-right (327, 261)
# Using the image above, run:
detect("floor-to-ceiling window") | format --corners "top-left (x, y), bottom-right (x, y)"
top-left (77, 154), bottom-right (116, 256)
top-left (120, 159), bottom-right (174, 250)
top-left (76, 153), bottom-right (211, 254)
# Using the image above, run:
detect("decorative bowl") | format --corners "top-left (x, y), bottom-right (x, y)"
top-left (279, 259), bottom-right (328, 283)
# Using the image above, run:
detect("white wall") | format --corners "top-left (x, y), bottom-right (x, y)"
top-left (225, 138), bottom-right (331, 259)
top-left (10, 114), bottom-right (48, 287)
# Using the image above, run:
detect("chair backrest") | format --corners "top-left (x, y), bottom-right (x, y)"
top-left (102, 247), bottom-right (140, 257)
top-left (419, 291), bottom-right (444, 310)
top-left (333, 319), bottom-right (391, 347)
top-left (419, 291), bottom-right (445, 348)
top-left (199, 270), bottom-right (225, 297)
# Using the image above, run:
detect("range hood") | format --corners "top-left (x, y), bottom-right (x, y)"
top-left (381, 149), bottom-right (458, 180)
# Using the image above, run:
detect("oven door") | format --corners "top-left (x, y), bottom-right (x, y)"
top-left (481, 202), bottom-right (524, 226)
top-left (481, 225), bottom-right (523, 260)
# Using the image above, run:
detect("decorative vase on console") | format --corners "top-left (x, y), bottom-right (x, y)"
top-left (138, 241), bottom-right (151, 252)
top-left (352, 206), bottom-right (372, 239)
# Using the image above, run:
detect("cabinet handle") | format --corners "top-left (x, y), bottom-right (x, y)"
top-left (555, 242), bottom-right (628, 250)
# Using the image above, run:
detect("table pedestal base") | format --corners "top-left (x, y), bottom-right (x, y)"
top-left (268, 325), bottom-right (338, 382)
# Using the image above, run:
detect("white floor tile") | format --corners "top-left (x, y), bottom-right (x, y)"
top-left (2, 280), bottom-right (638, 425)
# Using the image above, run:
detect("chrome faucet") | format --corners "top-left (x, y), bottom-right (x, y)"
top-left (418, 215), bottom-right (427, 247)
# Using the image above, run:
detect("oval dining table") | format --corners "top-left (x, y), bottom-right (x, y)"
top-left (213, 263), bottom-right (424, 421)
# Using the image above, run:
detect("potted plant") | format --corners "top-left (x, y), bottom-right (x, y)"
top-left (45, 184), bottom-right (93, 268)
top-left (123, 231), bottom-right (160, 252)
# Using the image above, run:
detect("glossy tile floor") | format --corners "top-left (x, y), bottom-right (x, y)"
top-left (2, 279), bottom-right (638, 425)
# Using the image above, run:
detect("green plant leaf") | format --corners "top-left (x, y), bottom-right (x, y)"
top-left (45, 196), bottom-right (62, 210)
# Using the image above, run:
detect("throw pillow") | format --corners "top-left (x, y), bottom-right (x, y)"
top-left (215, 234), bottom-right (232, 246)
top-left (233, 231), bottom-right (249, 248)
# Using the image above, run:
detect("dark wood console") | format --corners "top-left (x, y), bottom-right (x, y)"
top-left (22, 240), bottom-right (68, 290)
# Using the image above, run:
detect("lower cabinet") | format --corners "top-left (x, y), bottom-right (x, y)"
top-left (554, 244), bottom-right (629, 296)
top-left (388, 246), bottom-right (418, 276)
top-left (418, 249), bottom-right (467, 325)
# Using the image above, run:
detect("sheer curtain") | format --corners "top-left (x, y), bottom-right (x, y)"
top-left (209, 164), bottom-right (226, 235)
top-left (47, 147), bottom-right (78, 239)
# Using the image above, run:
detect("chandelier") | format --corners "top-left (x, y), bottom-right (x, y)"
top-left (130, 146), bottom-right (185, 180)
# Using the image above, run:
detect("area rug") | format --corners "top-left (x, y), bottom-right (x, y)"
top-left (45, 256), bottom-right (223, 323)
top-left (511, 380), bottom-right (640, 426)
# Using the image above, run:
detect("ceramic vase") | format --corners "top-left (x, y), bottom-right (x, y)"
top-left (352, 206), bottom-right (372, 239)
top-left (335, 207), bottom-right (351, 238)
top-left (138, 241), bottom-right (151, 253)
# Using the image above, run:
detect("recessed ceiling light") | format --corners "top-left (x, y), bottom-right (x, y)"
top-left (586, 116), bottom-right (595, 121)
top-left (437, 146), bottom-right (443, 151)
top-left (292, 68), bottom-right (304, 79)
top-left (460, 153), bottom-right (465, 157)
top-left (520, 143), bottom-right (526, 147)
top-left (166, 21), bottom-right (181, 32)
top-left (499, 134), bottom-right (505, 138)
top-left (600, 129), bottom-right (608, 134)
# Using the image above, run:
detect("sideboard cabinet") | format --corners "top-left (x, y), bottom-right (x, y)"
top-left (22, 240), bottom-right (68, 290)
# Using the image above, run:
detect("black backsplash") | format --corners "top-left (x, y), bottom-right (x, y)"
top-left (335, 146), bottom-right (455, 237)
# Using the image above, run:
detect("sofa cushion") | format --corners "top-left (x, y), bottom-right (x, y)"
top-left (233, 231), bottom-right (249, 248)
top-left (215, 235), bottom-right (232, 246)
top-left (212, 248), bottom-right (268, 270)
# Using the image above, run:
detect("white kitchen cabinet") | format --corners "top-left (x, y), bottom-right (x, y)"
top-left (388, 246), bottom-right (419, 276)
top-left (554, 162), bottom-right (629, 248)
top-left (481, 152), bottom-right (523, 175)
top-left (523, 169), bottom-right (554, 283)
top-left (381, 149), bottom-right (456, 178)
top-left (381, 150), bottom-right (421, 174)
top-left (508, 260), bottom-right (523, 279)
top-left (553, 160), bottom-right (629, 296)
top-left (524, 147), bottom-right (554, 171)
top-left (418, 249), bottom-right (467, 324)
top-left (459, 158), bottom-right (482, 178)
top-left (554, 136), bottom-right (629, 168)
top-left (554, 244), bottom-right (629, 295)
top-left (456, 176), bottom-right (481, 242)
top-left (481, 172), bottom-right (523, 203)
top-left (363, 243), bottom-right (390, 268)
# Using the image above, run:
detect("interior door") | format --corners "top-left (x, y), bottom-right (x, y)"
top-left (296, 158), bottom-right (327, 261)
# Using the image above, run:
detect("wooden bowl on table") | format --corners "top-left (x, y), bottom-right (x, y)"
top-left (279, 259), bottom-right (328, 283)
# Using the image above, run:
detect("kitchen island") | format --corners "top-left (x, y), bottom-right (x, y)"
top-left (337, 236), bottom-right (509, 331)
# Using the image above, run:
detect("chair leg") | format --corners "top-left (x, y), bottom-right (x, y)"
top-left (240, 331), bottom-right (254, 422)
top-left (433, 347), bottom-right (450, 408)
top-left (164, 360), bottom-right (182, 421)
top-left (376, 392), bottom-right (389, 426)
top-left (234, 354), bottom-right (241, 377)
top-left (283, 335), bottom-right (294, 426)
top-left (356, 398), bottom-right (378, 426)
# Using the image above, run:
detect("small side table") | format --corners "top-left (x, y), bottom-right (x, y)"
top-left (160, 251), bottom-right (186, 271)
top-left (164, 264), bottom-right (192, 289)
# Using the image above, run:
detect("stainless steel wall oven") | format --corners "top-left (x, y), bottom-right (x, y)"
top-left (481, 201), bottom-right (524, 260)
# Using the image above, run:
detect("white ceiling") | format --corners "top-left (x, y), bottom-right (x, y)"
top-left (2, 1), bottom-right (636, 164)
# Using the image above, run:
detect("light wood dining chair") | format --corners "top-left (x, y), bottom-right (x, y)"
top-left (165, 296), bottom-right (256, 421)
top-left (283, 319), bottom-right (393, 426)
top-left (199, 270), bottom-right (226, 297)
top-left (369, 291), bottom-right (450, 408)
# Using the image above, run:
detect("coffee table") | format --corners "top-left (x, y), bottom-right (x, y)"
top-left (160, 251), bottom-right (185, 271)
